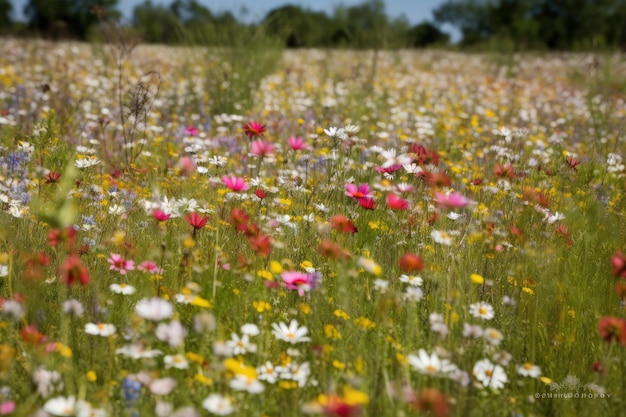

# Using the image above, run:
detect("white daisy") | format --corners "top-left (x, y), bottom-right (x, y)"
top-left (84, 323), bottom-right (116, 336)
top-left (164, 354), bottom-right (189, 370)
top-left (469, 302), bottom-right (495, 320)
top-left (408, 349), bottom-right (457, 376)
top-left (110, 283), bottom-right (136, 295)
top-left (202, 394), bottom-right (234, 415)
top-left (226, 333), bottom-right (257, 355)
top-left (517, 362), bottom-right (541, 378)
top-left (271, 320), bottom-right (311, 344)
top-left (473, 359), bottom-right (508, 389)
top-left (135, 297), bottom-right (173, 321)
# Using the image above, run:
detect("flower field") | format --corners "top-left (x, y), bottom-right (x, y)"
top-left (0, 39), bottom-right (625, 416)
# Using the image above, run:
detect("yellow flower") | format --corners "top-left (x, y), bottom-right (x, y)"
top-left (540, 376), bottom-right (553, 384)
top-left (186, 352), bottom-right (205, 363)
top-left (332, 360), bottom-right (346, 370)
top-left (270, 261), bottom-right (283, 274)
top-left (300, 260), bottom-right (313, 270)
top-left (253, 301), bottom-right (271, 313)
top-left (194, 373), bottom-right (213, 385)
top-left (224, 358), bottom-right (257, 379)
top-left (470, 273), bottom-right (485, 284)
top-left (354, 317), bottom-right (376, 329)
top-left (334, 309), bottom-right (350, 320)
top-left (86, 371), bottom-right (97, 382)
top-left (324, 324), bottom-right (342, 340)
top-left (279, 380), bottom-right (298, 390)
top-left (343, 386), bottom-right (369, 405)
top-left (56, 343), bottom-right (72, 358)
top-left (299, 303), bottom-right (311, 315)
top-left (190, 296), bottom-right (212, 308)
top-left (354, 357), bottom-right (364, 374)
top-left (183, 236), bottom-right (195, 249)
top-left (257, 270), bottom-right (273, 280)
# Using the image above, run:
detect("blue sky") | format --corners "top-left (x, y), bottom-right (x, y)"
top-left (10, 0), bottom-right (449, 25)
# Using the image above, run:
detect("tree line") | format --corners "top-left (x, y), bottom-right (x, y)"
top-left (1, 0), bottom-right (625, 50)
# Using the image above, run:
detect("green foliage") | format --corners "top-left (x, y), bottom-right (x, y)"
top-left (434, 0), bottom-right (626, 50)
top-left (23, 0), bottom-right (120, 39)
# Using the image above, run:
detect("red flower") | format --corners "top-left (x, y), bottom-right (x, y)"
top-left (386, 193), bottom-right (409, 210)
top-left (598, 316), bottom-right (626, 346)
top-left (249, 234), bottom-right (272, 257)
top-left (44, 171), bottom-right (61, 184)
top-left (21, 325), bottom-right (46, 345)
top-left (230, 208), bottom-right (250, 232)
top-left (611, 250), bottom-right (626, 279)
top-left (255, 189), bottom-right (267, 199)
top-left (494, 163), bottom-right (515, 179)
top-left (185, 212), bottom-right (209, 229)
top-left (47, 227), bottom-right (77, 248)
top-left (591, 361), bottom-right (607, 374)
top-left (331, 215), bottom-right (357, 233)
top-left (59, 254), bottom-right (91, 286)
top-left (399, 253), bottom-right (423, 273)
top-left (409, 143), bottom-right (439, 166)
top-left (243, 121), bottom-right (266, 138)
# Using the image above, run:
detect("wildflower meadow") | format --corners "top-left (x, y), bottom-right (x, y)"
top-left (0, 39), bottom-right (625, 417)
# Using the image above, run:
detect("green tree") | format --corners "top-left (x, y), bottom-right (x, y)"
top-left (407, 22), bottom-right (450, 47)
top-left (263, 5), bottom-right (336, 48)
top-left (24, 0), bottom-right (120, 39)
top-left (132, 0), bottom-right (181, 44)
top-left (434, 0), bottom-right (626, 50)
top-left (0, 0), bottom-right (12, 29)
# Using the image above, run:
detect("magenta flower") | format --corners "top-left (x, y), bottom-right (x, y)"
top-left (250, 140), bottom-right (275, 156)
top-left (185, 126), bottom-right (199, 136)
top-left (221, 174), bottom-right (249, 192)
top-left (108, 253), bottom-right (135, 275)
top-left (287, 136), bottom-right (308, 151)
top-left (345, 183), bottom-right (374, 200)
top-left (386, 193), bottom-right (410, 210)
top-left (244, 121), bottom-right (266, 138)
top-left (152, 209), bottom-right (171, 222)
top-left (434, 192), bottom-right (472, 210)
top-left (281, 271), bottom-right (319, 296)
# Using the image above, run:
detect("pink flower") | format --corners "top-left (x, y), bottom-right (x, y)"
top-left (345, 183), bottom-right (374, 200)
top-left (178, 156), bottom-right (196, 176)
top-left (386, 193), bottom-right (410, 210)
top-left (108, 254), bottom-right (135, 275)
top-left (358, 198), bottom-right (377, 210)
top-left (152, 209), bottom-right (171, 222)
top-left (287, 136), bottom-right (308, 151)
top-left (222, 174), bottom-right (249, 192)
top-left (434, 192), bottom-right (472, 210)
top-left (0, 401), bottom-right (16, 415)
top-left (185, 212), bottom-right (209, 230)
top-left (251, 140), bottom-right (275, 156)
top-left (281, 271), bottom-right (319, 296)
top-left (138, 261), bottom-right (163, 275)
